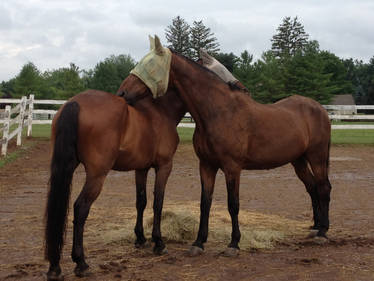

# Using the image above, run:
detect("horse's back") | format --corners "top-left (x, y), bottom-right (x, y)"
top-left (275, 95), bottom-right (331, 144)
top-left (52, 90), bottom-right (128, 172)
top-left (240, 95), bottom-right (330, 169)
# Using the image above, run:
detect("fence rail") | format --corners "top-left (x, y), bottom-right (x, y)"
top-left (1, 96), bottom-right (374, 155)
top-left (322, 105), bottom-right (374, 129)
top-left (0, 96), bottom-right (32, 155)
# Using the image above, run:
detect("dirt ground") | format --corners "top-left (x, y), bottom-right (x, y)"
top-left (1, 140), bottom-right (374, 281)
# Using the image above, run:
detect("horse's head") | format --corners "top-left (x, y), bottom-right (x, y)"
top-left (117, 35), bottom-right (172, 105)
top-left (117, 75), bottom-right (153, 106)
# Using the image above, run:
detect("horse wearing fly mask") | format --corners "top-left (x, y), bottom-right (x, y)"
top-left (121, 35), bottom-right (332, 258)
top-left (44, 36), bottom-right (186, 280)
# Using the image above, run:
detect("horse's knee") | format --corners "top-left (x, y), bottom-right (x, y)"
top-left (317, 180), bottom-right (331, 201)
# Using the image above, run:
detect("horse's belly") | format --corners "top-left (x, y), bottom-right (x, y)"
top-left (243, 157), bottom-right (294, 170)
top-left (112, 149), bottom-right (152, 171)
top-left (244, 140), bottom-right (306, 170)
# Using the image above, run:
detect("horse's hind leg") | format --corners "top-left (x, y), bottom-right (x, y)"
top-left (190, 161), bottom-right (218, 256)
top-left (71, 173), bottom-right (107, 277)
top-left (152, 161), bottom-right (173, 255)
top-left (134, 169), bottom-right (149, 247)
top-left (292, 157), bottom-right (320, 230)
top-left (306, 150), bottom-right (332, 238)
top-left (223, 169), bottom-right (241, 256)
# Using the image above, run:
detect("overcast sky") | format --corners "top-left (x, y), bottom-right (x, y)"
top-left (1, 0), bottom-right (373, 82)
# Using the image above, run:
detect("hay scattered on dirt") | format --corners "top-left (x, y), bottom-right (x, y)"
top-left (144, 210), bottom-right (199, 242)
top-left (99, 202), bottom-right (309, 251)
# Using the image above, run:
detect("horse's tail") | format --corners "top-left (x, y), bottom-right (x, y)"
top-left (45, 101), bottom-right (80, 264)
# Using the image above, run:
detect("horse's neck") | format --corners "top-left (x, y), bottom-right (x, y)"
top-left (157, 91), bottom-right (187, 125)
top-left (134, 94), bottom-right (186, 126)
top-left (171, 54), bottom-right (254, 126)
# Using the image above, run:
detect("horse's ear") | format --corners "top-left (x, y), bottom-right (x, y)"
top-left (149, 35), bottom-right (155, 50)
top-left (154, 35), bottom-right (164, 55)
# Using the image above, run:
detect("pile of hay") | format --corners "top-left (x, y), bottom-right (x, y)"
top-left (100, 203), bottom-right (309, 251)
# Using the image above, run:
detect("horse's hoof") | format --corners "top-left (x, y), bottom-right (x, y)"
top-left (46, 271), bottom-right (64, 281)
top-left (313, 236), bottom-right (329, 245)
top-left (188, 246), bottom-right (204, 257)
top-left (153, 246), bottom-right (168, 255)
top-left (307, 229), bottom-right (319, 238)
top-left (222, 247), bottom-right (239, 257)
top-left (135, 240), bottom-right (152, 249)
top-left (74, 264), bottom-right (90, 278)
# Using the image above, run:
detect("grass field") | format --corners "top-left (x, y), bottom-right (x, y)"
top-left (331, 129), bottom-right (374, 144)
top-left (2, 124), bottom-right (374, 144)
top-left (1, 124), bottom-right (373, 167)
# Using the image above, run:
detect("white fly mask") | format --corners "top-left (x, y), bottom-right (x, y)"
top-left (130, 35), bottom-right (172, 98)
top-left (199, 49), bottom-right (239, 84)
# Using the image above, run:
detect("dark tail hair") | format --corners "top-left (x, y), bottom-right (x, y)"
top-left (45, 101), bottom-right (80, 264)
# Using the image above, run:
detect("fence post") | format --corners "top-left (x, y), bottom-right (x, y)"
top-left (1, 105), bottom-right (11, 156)
top-left (27, 94), bottom-right (34, 137)
top-left (16, 96), bottom-right (26, 146)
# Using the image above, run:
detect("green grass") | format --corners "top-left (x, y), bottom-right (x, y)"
top-left (177, 127), bottom-right (194, 143)
top-left (0, 125), bottom-right (51, 167)
top-left (29, 124), bottom-right (52, 139)
top-left (331, 121), bottom-right (374, 125)
top-left (0, 140), bottom-right (37, 168)
top-left (1, 124), bottom-right (373, 168)
top-left (178, 126), bottom-right (374, 145)
top-left (3, 124), bottom-right (374, 146)
top-left (331, 129), bottom-right (374, 144)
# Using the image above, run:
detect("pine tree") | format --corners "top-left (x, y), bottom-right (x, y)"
top-left (165, 16), bottom-right (191, 57)
top-left (271, 16), bottom-right (309, 60)
top-left (283, 42), bottom-right (336, 104)
top-left (214, 52), bottom-right (238, 72)
top-left (190, 20), bottom-right (220, 60)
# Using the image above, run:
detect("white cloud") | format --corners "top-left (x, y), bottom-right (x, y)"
top-left (0, 0), bottom-right (373, 81)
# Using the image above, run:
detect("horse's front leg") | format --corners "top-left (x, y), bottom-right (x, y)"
top-left (189, 161), bottom-right (218, 256)
top-left (223, 169), bottom-right (241, 257)
top-left (71, 174), bottom-right (106, 277)
top-left (152, 162), bottom-right (172, 255)
top-left (134, 169), bottom-right (149, 247)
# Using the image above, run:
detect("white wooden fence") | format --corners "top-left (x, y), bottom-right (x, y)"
top-left (1, 96), bottom-right (374, 156)
top-left (324, 105), bottom-right (374, 129)
top-left (0, 96), bottom-right (32, 155)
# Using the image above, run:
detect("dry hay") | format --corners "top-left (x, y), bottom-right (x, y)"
top-left (99, 202), bottom-right (310, 251)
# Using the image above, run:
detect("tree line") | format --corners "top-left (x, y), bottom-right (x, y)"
top-left (1, 16), bottom-right (373, 105)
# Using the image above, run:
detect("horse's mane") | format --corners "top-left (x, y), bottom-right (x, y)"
top-left (170, 49), bottom-right (225, 82)
top-left (170, 49), bottom-right (249, 94)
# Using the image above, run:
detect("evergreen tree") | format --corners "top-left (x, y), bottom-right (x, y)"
top-left (233, 50), bottom-right (259, 94)
top-left (0, 79), bottom-right (16, 98)
top-left (271, 16), bottom-right (309, 60)
top-left (351, 57), bottom-right (374, 105)
top-left (320, 50), bottom-right (353, 95)
top-left (366, 57), bottom-right (374, 105)
top-left (190, 20), bottom-right (220, 60)
top-left (253, 51), bottom-right (286, 103)
top-left (165, 16), bottom-right (191, 57)
top-left (214, 52), bottom-right (238, 72)
top-left (283, 41), bottom-right (336, 104)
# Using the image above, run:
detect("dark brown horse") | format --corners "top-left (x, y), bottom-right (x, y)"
top-left (45, 84), bottom-right (185, 279)
top-left (121, 36), bottom-right (332, 257)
